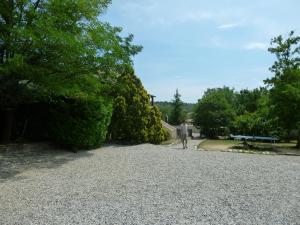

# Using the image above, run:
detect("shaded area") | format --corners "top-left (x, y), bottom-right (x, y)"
top-left (0, 143), bottom-right (93, 180)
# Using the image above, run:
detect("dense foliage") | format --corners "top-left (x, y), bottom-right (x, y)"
top-left (0, 0), bottom-right (141, 107)
top-left (109, 72), bottom-right (166, 144)
top-left (266, 31), bottom-right (300, 147)
top-left (193, 87), bottom-right (278, 138)
top-left (233, 88), bottom-right (278, 136)
top-left (0, 1), bottom-right (170, 148)
top-left (49, 97), bottom-right (112, 150)
top-left (193, 87), bottom-right (235, 137)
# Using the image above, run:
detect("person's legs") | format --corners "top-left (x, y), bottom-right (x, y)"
top-left (182, 134), bottom-right (186, 149)
top-left (185, 137), bottom-right (188, 148)
top-left (181, 134), bottom-right (188, 149)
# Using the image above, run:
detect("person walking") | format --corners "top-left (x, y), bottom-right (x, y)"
top-left (180, 121), bottom-right (188, 149)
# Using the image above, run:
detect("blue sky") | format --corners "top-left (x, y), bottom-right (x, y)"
top-left (103, 0), bottom-right (300, 103)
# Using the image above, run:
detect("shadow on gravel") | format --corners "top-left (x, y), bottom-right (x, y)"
top-left (103, 143), bottom-right (149, 150)
top-left (0, 143), bottom-right (94, 181)
top-left (105, 144), bottom-right (133, 149)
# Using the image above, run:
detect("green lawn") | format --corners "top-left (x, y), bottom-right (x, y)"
top-left (198, 139), bottom-right (297, 151)
top-left (198, 139), bottom-right (240, 150)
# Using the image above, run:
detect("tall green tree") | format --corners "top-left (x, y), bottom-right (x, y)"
top-left (170, 89), bottom-right (186, 125)
top-left (193, 87), bottom-right (235, 137)
top-left (266, 31), bottom-right (300, 148)
top-left (233, 91), bottom-right (277, 136)
top-left (232, 87), bottom-right (278, 136)
top-left (109, 72), bottom-right (165, 144)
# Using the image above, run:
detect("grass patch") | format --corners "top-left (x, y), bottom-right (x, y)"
top-left (198, 139), bottom-right (298, 151)
top-left (198, 139), bottom-right (240, 150)
top-left (269, 141), bottom-right (297, 149)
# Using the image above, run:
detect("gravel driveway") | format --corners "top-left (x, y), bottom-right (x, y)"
top-left (0, 143), bottom-right (299, 225)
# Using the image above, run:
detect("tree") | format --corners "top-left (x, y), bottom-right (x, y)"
top-left (0, 0), bottom-right (142, 103)
top-left (232, 88), bottom-right (278, 136)
top-left (266, 31), bottom-right (300, 148)
top-left (0, 0), bottom-right (142, 143)
top-left (204, 86), bottom-right (237, 107)
top-left (109, 72), bottom-right (165, 144)
top-left (236, 88), bottom-right (268, 115)
top-left (193, 87), bottom-right (235, 138)
top-left (170, 89), bottom-right (186, 125)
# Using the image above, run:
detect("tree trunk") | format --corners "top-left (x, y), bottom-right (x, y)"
top-left (0, 109), bottom-right (15, 144)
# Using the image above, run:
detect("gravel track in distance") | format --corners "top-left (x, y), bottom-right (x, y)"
top-left (0, 144), bottom-right (300, 225)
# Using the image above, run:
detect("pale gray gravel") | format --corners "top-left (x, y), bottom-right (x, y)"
top-left (0, 143), bottom-right (300, 225)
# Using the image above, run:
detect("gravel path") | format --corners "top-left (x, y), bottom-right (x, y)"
top-left (0, 143), bottom-right (300, 225)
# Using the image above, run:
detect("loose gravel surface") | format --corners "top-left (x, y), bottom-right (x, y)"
top-left (0, 143), bottom-right (300, 225)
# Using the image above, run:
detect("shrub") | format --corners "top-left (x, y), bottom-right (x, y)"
top-left (148, 106), bottom-right (165, 144)
top-left (109, 73), bottom-right (165, 144)
top-left (163, 128), bottom-right (171, 141)
top-left (49, 97), bottom-right (112, 150)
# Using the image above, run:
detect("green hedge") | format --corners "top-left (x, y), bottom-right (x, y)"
top-left (49, 97), bottom-right (112, 150)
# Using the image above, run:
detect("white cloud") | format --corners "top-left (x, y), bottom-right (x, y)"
top-left (218, 23), bottom-right (240, 30)
top-left (244, 42), bottom-right (267, 50)
top-left (109, 0), bottom-right (300, 36)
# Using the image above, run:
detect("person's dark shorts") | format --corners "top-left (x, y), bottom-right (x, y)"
top-left (181, 134), bottom-right (187, 141)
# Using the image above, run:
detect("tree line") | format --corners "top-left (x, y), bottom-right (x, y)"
top-left (193, 31), bottom-right (300, 148)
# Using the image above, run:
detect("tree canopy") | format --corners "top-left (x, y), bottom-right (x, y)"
top-left (0, 0), bottom-right (142, 108)
top-left (193, 87), bottom-right (235, 137)
top-left (266, 31), bottom-right (300, 147)
top-left (193, 86), bottom-right (278, 138)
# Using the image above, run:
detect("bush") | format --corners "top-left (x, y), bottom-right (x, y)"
top-left (49, 97), bottom-right (112, 150)
top-left (109, 73), bottom-right (165, 144)
top-left (163, 128), bottom-right (171, 141)
top-left (148, 106), bottom-right (165, 144)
